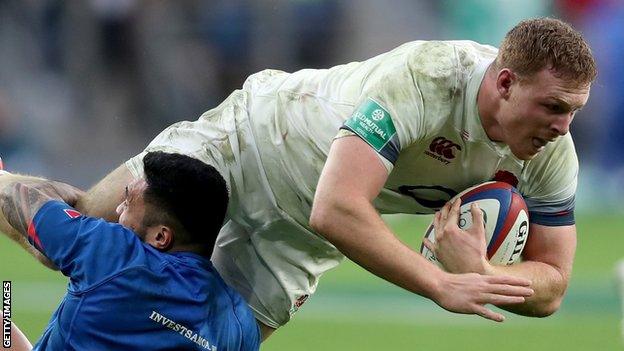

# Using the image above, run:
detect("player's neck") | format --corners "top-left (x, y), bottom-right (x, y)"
top-left (477, 65), bottom-right (505, 142)
top-left (168, 244), bottom-right (210, 257)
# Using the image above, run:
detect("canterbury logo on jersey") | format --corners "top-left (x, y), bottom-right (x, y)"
top-left (288, 294), bottom-right (310, 317)
top-left (425, 136), bottom-right (462, 164)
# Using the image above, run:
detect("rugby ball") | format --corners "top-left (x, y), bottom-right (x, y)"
top-left (420, 181), bottom-right (529, 267)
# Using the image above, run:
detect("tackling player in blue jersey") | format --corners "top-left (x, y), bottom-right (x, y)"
top-left (0, 152), bottom-right (260, 350)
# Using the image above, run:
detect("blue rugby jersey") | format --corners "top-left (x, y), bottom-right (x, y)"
top-left (27, 200), bottom-right (260, 351)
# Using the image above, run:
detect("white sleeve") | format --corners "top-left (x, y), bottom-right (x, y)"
top-left (337, 42), bottom-right (463, 172)
top-left (519, 134), bottom-right (578, 226)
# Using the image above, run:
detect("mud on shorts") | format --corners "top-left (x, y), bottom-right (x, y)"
top-left (126, 90), bottom-right (343, 329)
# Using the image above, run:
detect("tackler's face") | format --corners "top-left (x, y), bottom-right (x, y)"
top-left (116, 178), bottom-right (149, 239)
top-left (497, 68), bottom-right (590, 160)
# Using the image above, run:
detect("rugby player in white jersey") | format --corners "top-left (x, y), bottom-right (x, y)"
top-left (62, 18), bottom-right (595, 340)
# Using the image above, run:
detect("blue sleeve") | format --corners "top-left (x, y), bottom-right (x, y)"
top-left (28, 200), bottom-right (147, 289)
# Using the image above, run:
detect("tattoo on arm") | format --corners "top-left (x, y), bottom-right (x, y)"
top-left (0, 182), bottom-right (57, 238)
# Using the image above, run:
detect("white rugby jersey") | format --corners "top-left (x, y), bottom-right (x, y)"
top-left (244, 40), bottom-right (577, 228)
top-left (131, 41), bottom-right (579, 326)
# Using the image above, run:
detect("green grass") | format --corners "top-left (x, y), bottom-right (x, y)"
top-left (1, 213), bottom-right (623, 350)
top-left (262, 317), bottom-right (619, 351)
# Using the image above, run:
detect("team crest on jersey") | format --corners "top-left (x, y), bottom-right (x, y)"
top-left (424, 136), bottom-right (462, 165)
top-left (63, 209), bottom-right (82, 219)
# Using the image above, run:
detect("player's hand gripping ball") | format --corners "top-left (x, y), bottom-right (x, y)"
top-left (420, 181), bottom-right (529, 267)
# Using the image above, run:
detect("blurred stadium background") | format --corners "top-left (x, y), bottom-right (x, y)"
top-left (0, 0), bottom-right (622, 349)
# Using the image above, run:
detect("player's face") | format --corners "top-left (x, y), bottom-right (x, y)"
top-left (116, 178), bottom-right (149, 239)
top-left (497, 68), bottom-right (590, 160)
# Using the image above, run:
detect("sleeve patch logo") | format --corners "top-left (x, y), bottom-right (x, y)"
top-left (63, 209), bottom-right (82, 219)
top-left (343, 98), bottom-right (397, 152)
top-left (371, 109), bottom-right (385, 121)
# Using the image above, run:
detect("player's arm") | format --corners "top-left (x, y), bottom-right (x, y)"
top-left (484, 223), bottom-right (575, 316)
top-left (428, 200), bottom-right (575, 317)
top-left (0, 174), bottom-right (84, 268)
top-left (74, 164), bottom-right (132, 221)
top-left (310, 136), bottom-right (534, 322)
top-left (0, 175), bottom-right (82, 237)
top-left (1, 172), bottom-right (146, 285)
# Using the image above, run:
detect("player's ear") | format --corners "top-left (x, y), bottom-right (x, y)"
top-left (146, 226), bottom-right (174, 251)
top-left (496, 68), bottom-right (516, 99)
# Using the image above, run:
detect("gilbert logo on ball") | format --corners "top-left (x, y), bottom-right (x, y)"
top-left (420, 181), bottom-right (529, 267)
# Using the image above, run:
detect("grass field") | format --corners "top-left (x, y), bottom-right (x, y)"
top-left (1, 213), bottom-right (622, 350)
